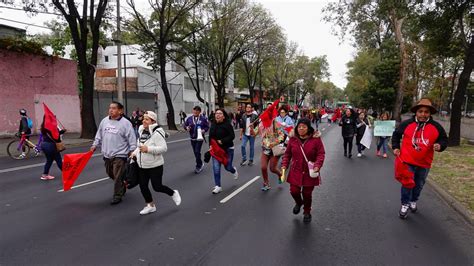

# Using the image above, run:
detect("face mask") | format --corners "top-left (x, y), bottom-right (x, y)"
top-left (289, 112), bottom-right (294, 116)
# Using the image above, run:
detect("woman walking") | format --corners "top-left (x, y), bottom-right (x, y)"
top-left (281, 118), bottom-right (325, 223)
top-left (339, 108), bottom-right (357, 158)
top-left (132, 111), bottom-right (181, 215)
top-left (40, 118), bottom-right (66, 180)
top-left (356, 112), bottom-right (370, 158)
top-left (376, 112), bottom-right (390, 158)
top-left (259, 119), bottom-right (286, 191)
top-left (208, 109), bottom-right (238, 194)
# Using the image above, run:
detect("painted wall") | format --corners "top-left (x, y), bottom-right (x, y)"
top-left (0, 49), bottom-right (80, 136)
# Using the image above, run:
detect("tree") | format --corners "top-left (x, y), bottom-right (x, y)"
top-left (126, 0), bottom-right (201, 130)
top-left (200, 0), bottom-right (275, 107)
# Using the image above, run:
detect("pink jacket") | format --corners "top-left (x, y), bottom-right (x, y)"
top-left (281, 136), bottom-right (325, 187)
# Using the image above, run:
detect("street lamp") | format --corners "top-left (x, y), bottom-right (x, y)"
top-left (114, 52), bottom-right (136, 115)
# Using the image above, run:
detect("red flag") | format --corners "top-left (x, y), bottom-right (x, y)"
top-left (260, 99), bottom-right (280, 128)
top-left (394, 157), bottom-right (415, 189)
top-left (43, 103), bottom-right (59, 140)
top-left (210, 139), bottom-right (228, 166)
top-left (284, 126), bottom-right (294, 134)
top-left (62, 151), bottom-right (94, 191)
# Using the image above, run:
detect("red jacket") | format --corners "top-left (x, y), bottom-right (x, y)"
top-left (392, 117), bottom-right (448, 168)
top-left (281, 136), bottom-right (325, 187)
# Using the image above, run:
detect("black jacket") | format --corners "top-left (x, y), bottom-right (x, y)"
top-left (209, 120), bottom-right (235, 149)
top-left (339, 115), bottom-right (357, 138)
top-left (240, 113), bottom-right (259, 135)
top-left (19, 116), bottom-right (31, 135)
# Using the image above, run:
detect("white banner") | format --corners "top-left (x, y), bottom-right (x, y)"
top-left (360, 128), bottom-right (372, 149)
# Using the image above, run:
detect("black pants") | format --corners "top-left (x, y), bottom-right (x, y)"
top-left (138, 165), bottom-right (174, 203)
top-left (343, 136), bottom-right (353, 155)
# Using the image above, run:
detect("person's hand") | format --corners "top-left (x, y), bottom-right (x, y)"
top-left (434, 143), bottom-right (441, 151)
top-left (240, 135), bottom-right (242, 140)
top-left (139, 145), bottom-right (148, 153)
top-left (313, 167), bottom-right (319, 172)
top-left (90, 146), bottom-right (96, 152)
top-left (279, 96), bottom-right (285, 102)
top-left (393, 149), bottom-right (400, 156)
top-left (217, 140), bottom-right (222, 145)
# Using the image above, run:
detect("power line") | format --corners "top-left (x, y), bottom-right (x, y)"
top-left (0, 17), bottom-right (52, 30)
top-left (0, 5), bottom-right (62, 16)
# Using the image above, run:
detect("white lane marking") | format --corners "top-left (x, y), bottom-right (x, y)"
top-left (57, 177), bottom-right (109, 192)
top-left (220, 176), bottom-right (261, 204)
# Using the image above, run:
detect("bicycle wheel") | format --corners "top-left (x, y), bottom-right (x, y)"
top-left (7, 140), bottom-right (30, 159)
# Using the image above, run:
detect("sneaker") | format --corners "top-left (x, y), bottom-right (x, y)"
top-left (376, 150), bottom-right (381, 156)
top-left (240, 160), bottom-right (248, 166)
top-left (383, 153), bottom-right (388, 158)
top-left (248, 160), bottom-right (254, 166)
top-left (172, 190), bottom-right (181, 206)
top-left (212, 186), bottom-right (222, 194)
top-left (303, 213), bottom-right (312, 223)
top-left (110, 197), bottom-right (122, 205)
top-left (195, 166), bottom-right (204, 174)
top-left (19, 154), bottom-right (26, 159)
top-left (343, 152), bottom-right (347, 157)
top-left (46, 175), bottom-right (55, 180)
top-left (399, 204), bottom-right (409, 219)
top-left (293, 204), bottom-right (302, 215)
top-left (261, 184), bottom-right (271, 191)
top-left (139, 204), bottom-right (156, 215)
top-left (357, 153), bottom-right (362, 158)
top-left (233, 167), bottom-right (239, 180)
top-left (40, 175), bottom-right (48, 180)
top-left (409, 202), bottom-right (417, 213)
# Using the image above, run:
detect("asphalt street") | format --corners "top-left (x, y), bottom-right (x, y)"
top-left (0, 122), bottom-right (473, 265)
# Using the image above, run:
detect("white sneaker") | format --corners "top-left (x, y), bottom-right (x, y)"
top-left (399, 204), bottom-right (409, 219)
top-left (409, 202), bottom-right (417, 212)
top-left (139, 204), bottom-right (156, 215)
top-left (212, 186), bottom-right (222, 194)
top-left (172, 190), bottom-right (181, 206)
top-left (357, 153), bottom-right (362, 158)
top-left (233, 167), bottom-right (239, 180)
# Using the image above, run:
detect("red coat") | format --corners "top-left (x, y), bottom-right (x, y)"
top-left (281, 136), bottom-right (325, 187)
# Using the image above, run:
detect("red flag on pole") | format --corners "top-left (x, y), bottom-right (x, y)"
top-left (394, 157), bottom-right (415, 189)
top-left (210, 139), bottom-right (228, 166)
top-left (62, 151), bottom-right (94, 191)
top-left (43, 103), bottom-right (59, 140)
top-left (260, 99), bottom-right (280, 128)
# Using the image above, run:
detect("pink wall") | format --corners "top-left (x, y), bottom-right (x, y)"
top-left (0, 49), bottom-right (81, 136)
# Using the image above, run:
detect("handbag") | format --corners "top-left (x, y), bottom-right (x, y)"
top-left (299, 144), bottom-right (319, 178)
top-left (123, 158), bottom-right (139, 189)
top-left (271, 143), bottom-right (286, 156)
top-left (55, 142), bottom-right (66, 152)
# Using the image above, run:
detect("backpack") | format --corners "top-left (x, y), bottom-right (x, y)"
top-left (27, 117), bottom-right (33, 129)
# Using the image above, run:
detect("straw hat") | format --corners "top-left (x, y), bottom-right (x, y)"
top-left (410, 98), bottom-right (437, 114)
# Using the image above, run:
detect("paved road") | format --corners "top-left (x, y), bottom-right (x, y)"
top-left (1, 122), bottom-right (473, 265)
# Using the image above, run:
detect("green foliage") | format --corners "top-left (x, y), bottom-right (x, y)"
top-left (0, 36), bottom-right (47, 56)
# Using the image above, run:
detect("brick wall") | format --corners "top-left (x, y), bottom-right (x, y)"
top-left (0, 49), bottom-right (81, 136)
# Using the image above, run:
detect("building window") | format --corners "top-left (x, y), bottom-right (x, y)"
top-left (105, 56), bottom-right (109, 62)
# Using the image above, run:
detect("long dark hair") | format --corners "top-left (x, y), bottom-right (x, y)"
top-left (214, 108), bottom-right (229, 122)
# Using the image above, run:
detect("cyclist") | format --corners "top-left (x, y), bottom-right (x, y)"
top-left (18, 109), bottom-right (32, 159)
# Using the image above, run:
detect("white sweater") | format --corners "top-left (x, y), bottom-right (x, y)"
top-left (132, 124), bottom-right (167, 169)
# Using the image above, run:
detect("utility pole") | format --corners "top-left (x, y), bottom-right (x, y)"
top-left (122, 52), bottom-right (136, 116)
top-left (116, 0), bottom-right (123, 104)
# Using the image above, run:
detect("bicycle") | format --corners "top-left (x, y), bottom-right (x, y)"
top-left (7, 133), bottom-right (43, 160)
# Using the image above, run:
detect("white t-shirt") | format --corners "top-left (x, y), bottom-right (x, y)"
top-left (245, 117), bottom-right (251, 136)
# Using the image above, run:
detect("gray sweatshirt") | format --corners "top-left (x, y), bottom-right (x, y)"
top-left (93, 116), bottom-right (137, 159)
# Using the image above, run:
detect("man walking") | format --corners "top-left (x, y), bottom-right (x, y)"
top-left (392, 98), bottom-right (448, 219)
top-left (184, 106), bottom-right (209, 174)
top-left (91, 101), bottom-right (137, 205)
top-left (240, 104), bottom-right (259, 166)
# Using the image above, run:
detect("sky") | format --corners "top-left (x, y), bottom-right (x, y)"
top-left (0, 0), bottom-right (355, 89)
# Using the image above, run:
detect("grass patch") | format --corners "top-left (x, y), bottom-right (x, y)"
top-left (430, 140), bottom-right (474, 215)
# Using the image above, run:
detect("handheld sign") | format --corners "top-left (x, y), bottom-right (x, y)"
top-left (374, 120), bottom-right (396, 137)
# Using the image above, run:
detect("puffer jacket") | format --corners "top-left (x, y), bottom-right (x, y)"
top-left (132, 124), bottom-right (167, 169)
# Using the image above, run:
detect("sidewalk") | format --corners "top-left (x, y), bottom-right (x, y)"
top-left (0, 127), bottom-right (185, 158)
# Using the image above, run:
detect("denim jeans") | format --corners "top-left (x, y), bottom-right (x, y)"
top-left (190, 140), bottom-right (204, 169)
top-left (241, 135), bottom-right (255, 161)
top-left (377, 137), bottom-right (388, 153)
top-left (401, 165), bottom-right (430, 204)
top-left (357, 143), bottom-right (366, 153)
top-left (41, 141), bottom-right (62, 175)
top-left (212, 148), bottom-right (236, 187)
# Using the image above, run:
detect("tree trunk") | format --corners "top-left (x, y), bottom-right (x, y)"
top-left (448, 35), bottom-right (474, 146)
top-left (391, 13), bottom-right (407, 123)
top-left (448, 63), bottom-right (460, 113)
top-left (159, 49), bottom-right (178, 130)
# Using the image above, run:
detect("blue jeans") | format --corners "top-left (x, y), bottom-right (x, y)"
top-left (212, 148), bottom-right (236, 187)
top-left (41, 141), bottom-right (62, 175)
top-left (241, 135), bottom-right (255, 161)
top-left (190, 140), bottom-right (204, 169)
top-left (377, 137), bottom-right (388, 153)
top-left (401, 165), bottom-right (430, 204)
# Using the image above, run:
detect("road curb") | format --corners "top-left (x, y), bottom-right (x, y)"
top-left (427, 179), bottom-right (474, 226)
